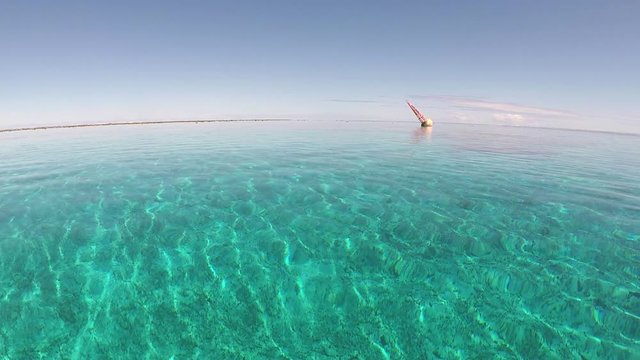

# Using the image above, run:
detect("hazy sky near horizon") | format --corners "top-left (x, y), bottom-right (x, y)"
top-left (1, 0), bottom-right (638, 133)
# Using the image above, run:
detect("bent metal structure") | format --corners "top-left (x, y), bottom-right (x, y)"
top-left (407, 101), bottom-right (433, 127)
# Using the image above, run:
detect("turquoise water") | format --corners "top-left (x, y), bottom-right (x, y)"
top-left (0, 122), bottom-right (639, 359)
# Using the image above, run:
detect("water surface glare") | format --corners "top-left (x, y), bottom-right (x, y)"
top-left (1, 122), bottom-right (639, 359)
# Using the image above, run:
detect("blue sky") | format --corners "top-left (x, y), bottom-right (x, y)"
top-left (1, 0), bottom-right (638, 133)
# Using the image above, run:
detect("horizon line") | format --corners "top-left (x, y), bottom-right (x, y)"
top-left (0, 118), bottom-right (637, 137)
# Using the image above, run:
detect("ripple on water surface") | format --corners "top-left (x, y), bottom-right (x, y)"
top-left (0, 122), bottom-right (639, 359)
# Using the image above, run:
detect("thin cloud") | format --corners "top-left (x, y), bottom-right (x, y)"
top-left (413, 95), bottom-right (577, 118)
top-left (328, 99), bottom-right (381, 103)
top-left (493, 113), bottom-right (525, 122)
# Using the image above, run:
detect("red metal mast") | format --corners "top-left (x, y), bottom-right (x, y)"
top-left (407, 101), bottom-right (427, 123)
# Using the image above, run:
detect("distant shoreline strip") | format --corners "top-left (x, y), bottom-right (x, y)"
top-left (0, 118), bottom-right (302, 133)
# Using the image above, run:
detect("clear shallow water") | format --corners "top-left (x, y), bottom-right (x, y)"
top-left (0, 122), bottom-right (639, 359)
